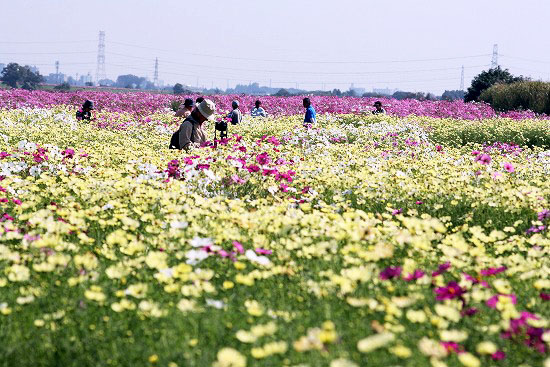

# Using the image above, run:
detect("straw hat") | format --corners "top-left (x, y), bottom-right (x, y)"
top-left (197, 99), bottom-right (216, 120)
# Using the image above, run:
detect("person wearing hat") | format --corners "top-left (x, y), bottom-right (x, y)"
top-left (226, 100), bottom-right (243, 125)
top-left (76, 100), bottom-right (94, 121)
top-left (175, 98), bottom-right (194, 118)
top-left (175, 99), bottom-right (216, 151)
top-left (372, 101), bottom-right (386, 115)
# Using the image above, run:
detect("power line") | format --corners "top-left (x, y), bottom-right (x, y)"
top-left (107, 51), bottom-right (487, 76)
top-left (0, 40), bottom-right (96, 44)
top-left (108, 40), bottom-right (491, 65)
top-left (0, 51), bottom-right (95, 55)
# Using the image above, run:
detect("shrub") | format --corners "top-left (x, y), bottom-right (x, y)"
top-left (54, 82), bottom-right (71, 91)
top-left (480, 81), bottom-right (550, 115)
top-left (170, 100), bottom-right (182, 112)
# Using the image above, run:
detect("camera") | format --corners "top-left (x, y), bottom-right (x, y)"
top-left (215, 119), bottom-right (228, 139)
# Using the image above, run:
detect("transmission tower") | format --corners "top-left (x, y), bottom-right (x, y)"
top-left (153, 57), bottom-right (159, 88)
top-left (460, 65), bottom-right (465, 91)
top-left (491, 44), bottom-right (499, 68)
top-left (96, 31), bottom-right (106, 85)
top-left (55, 61), bottom-right (60, 84)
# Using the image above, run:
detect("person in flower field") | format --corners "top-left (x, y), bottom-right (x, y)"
top-left (76, 100), bottom-right (94, 121)
top-left (372, 101), bottom-right (386, 115)
top-left (303, 97), bottom-right (316, 126)
top-left (174, 98), bottom-right (194, 118)
top-left (169, 99), bottom-right (216, 150)
top-left (226, 100), bottom-right (243, 125)
top-left (251, 100), bottom-right (267, 117)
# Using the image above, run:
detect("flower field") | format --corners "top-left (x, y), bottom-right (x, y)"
top-left (0, 92), bottom-right (549, 367)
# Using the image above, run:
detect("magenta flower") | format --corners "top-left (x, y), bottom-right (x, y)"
top-left (416, 200), bottom-right (423, 205)
top-left (255, 248), bottom-right (272, 255)
top-left (491, 351), bottom-right (506, 361)
top-left (392, 208), bottom-right (403, 215)
top-left (502, 162), bottom-right (515, 173)
top-left (471, 150), bottom-right (480, 156)
top-left (540, 293), bottom-right (550, 301)
top-left (434, 281), bottom-right (465, 300)
top-left (0, 152), bottom-right (11, 159)
top-left (379, 266), bottom-right (402, 280)
top-left (480, 266), bottom-right (507, 276)
top-left (432, 262), bottom-right (451, 277)
top-left (403, 269), bottom-right (425, 281)
top-left (232, 241), bottom-right (244, 254)
top-left (475, 154), bottom-right (492, 165)
top-left (538, 209), bottom-right (550, 221)
top-left (256, 152), bottom-right (271, 165)
top-left (440, 342), bottom-right (463, 354)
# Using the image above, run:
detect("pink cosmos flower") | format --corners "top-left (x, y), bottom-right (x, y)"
top-left (503, 162), bottom-right (515, 173)
top-left (480, 266), bottom-right (507, 276)
top-left (440, 342), bottom-right (463, 354)
top-left (491, 351), bottom-right (506, 360)
top-left (538, 209), bottom-right (550, 221)
top-left (392, 208), bottom-right (403, 215)
top-left (416, 200), bottom-right (423, 205)
top-left (12, 198), bottom-right (22, 205)
top-left (256, 152), bottom-right (271, 165)
top-left (232, 241), bottom-right (244, 254)
top-left (434, 281), bottom-right (465, 300)
top-left (475, 154), bottom-right (492, 165)
top-left (0, 152), bottom-right (11, 159)
top-left (403, 269), bottom-right (425, 281)
top-left (540, 293), bottom-right (550, 301)
top-left (247, 165), bottom-right (260, 173)
top-left (471, 150), bottom-right (480, 156)
top-left (255, 248), bottom-right (272, 255)
top-left (432, 262), bottom-right (451, 277)
top-left (379, 266), bottom-right (402, 280)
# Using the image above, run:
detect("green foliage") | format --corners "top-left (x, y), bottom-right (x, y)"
top-left (441, 90), bottom-right (465, 101)
top-left (170, 100), bottom-right (183, 112)
top-left (480, 81), bottom-right (550, 114)
top-left (0, 63), bottom-right (43, 89)
top-left (465, 67), bottom-right (524, 102)
top-left (426, 117), bottom-right (550, 148)
top-left (54, 82), bottom-right (71, 91)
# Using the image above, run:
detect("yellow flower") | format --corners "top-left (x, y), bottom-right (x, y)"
top-left (330, 359), bottom-right (359, 367)
top-left (390, 345), bottom-right (412, 358)
top-left (476, 341), bottom-right (497, 355)
top-left (357, 332), bottom-right (395, 353)
top-left (8, 264), bottom-right (30, 282)
top-left (212, 348), bottom-right (246, 367)
top-left (148, 354), bottom-right (158, 363)
top-left (458, 353), bottom-right (480, 367)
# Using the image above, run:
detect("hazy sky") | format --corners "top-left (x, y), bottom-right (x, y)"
top-left (1, 0), bottom-right (550, 93)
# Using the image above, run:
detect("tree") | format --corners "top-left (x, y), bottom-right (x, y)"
top-left (173, 83), bottom-right (185, 94)
top-left (274, 88), bottom-right (291, 97)
top-left (0, 63), bottom-right (43, 89)
top-left (464, 67), bottom-right (524, 102)
top-left (332, 89), bottom-right (342, 96)
top-left (115, 74), bottom-right (145, 88)
top-left (441, 90), bottom-right (466, 101)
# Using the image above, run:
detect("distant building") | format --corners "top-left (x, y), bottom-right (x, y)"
top-left (45, 73), bottom-right (66, 84)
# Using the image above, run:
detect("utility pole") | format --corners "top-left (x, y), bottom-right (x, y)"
top-left (96, 31), bottom-right (106, 85)
top-left (153, 58), bottom-right (159, 88)
top-left (460, 65), bottom-right (465, 91)
top-left (55, 61), bottom-right (60, 84)
top-left (491, 44), bottom-right (499, 69)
